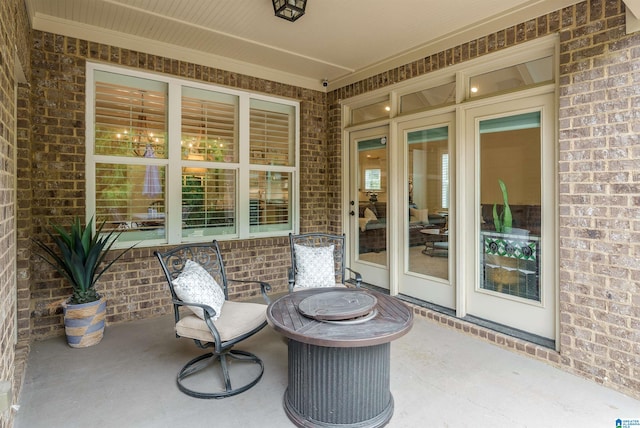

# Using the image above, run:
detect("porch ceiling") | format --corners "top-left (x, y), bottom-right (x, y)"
top-left (25, 0), bottom-right (579, 91)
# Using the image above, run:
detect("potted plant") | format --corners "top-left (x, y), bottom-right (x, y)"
top-left (484, 179), bottom-right (532, 290)
top-left (33, 216), bottom-right (134, 348)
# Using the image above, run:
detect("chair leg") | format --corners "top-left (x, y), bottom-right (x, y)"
top-left (177, 349), bottom-right (264, 399)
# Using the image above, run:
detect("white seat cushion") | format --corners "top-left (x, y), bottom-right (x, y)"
top-left (175, 301), bottom-right (267, 343)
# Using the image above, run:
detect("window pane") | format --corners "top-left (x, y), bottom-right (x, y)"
top-left (364, 168), bottom-right (381, 190)
top-left (95, 162), bottom-right (166, 241)
top-left (182, 87), bottom-right (238, 163)
top-left (407, 127), bottom-right (449, 279)
top-left (400, 81), bottom-right (456, 114)
top-left (356, 137), bottom-right (388, 262)
top-left (250, 99), bottom-right (295, 166)
top-left (351, 100), bottom-right (390, 125)
top-left (94, 71), bottom-right (167, 159)
top-left (469, 56), bottom-right (553, 98)
top-left (182, 169), bottom-right (236, 238)
top-left (479, 112), bottom-right (541, 301)
top-left (249, 171), bottom-right (291, 232)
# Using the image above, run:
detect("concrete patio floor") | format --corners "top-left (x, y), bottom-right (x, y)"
top-left (14, 307), bottom-right (640, 428)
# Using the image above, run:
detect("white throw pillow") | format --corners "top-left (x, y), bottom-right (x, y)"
top-left (172, 260), bottom-right (225, 320)
top-left (410, 207), bottom-right (429, 223)
top-left (294, 244), bottom-right (336, 288)
top-left (364, 207), bottom-right (378, 221)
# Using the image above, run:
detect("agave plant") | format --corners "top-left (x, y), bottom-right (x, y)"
top-left (492, 179), bottom-right (513, 233)
top-left (34, 216), bottom-right (134, 304)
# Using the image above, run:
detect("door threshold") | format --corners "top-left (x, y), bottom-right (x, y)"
top-left (361, 283), bottom-right (554, 350)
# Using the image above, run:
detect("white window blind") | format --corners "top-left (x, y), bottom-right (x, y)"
top-left (87, 64), bottom-right (299, 246)
top-left (250, 99), bottom-right (294, 166)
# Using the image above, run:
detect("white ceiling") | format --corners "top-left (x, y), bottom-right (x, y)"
top-left (26, 0), bottom-right (579, 91)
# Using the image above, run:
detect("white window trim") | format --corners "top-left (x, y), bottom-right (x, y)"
top-left (86, 62), bottom-right (300, 248)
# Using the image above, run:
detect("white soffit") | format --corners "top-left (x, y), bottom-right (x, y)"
top-left (331, 0), bottom-right (580, 89)
top-left (26, 0), bottom-right (582, 92)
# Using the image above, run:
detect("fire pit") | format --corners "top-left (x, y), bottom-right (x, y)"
top-left (267, 287), bottom-right (413, 428)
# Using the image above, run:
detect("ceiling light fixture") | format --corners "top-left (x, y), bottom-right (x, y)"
top-left (272, 0), bottom-right (307, 22)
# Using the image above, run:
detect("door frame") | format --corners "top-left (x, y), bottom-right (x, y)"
top-left (396, 113), bottom-right (456, 308)
top-left (458, 91), bottom-right (557, 341)
top-left (345, 125), bottom-right (392, 290)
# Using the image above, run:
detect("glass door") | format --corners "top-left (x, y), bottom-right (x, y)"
top-left (463, 94), bottom-right (556, 340)
top-left (398, 114), bottom-right (455, 308)
top-left (349, 126), bottom-right (389, 289)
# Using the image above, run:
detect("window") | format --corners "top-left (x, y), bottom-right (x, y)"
top-left (364, 169), bottom-right (381, 191)
top-left (87, 64), bottom-right (299, 246)
top-left (469, 56), bottom-right (553, 98)
top-left (350, 99), bottom-right (390, 125)
top-left (441, 153), bottom-right (449, 209)
top-left (400, 81), bottom-right (456, 114)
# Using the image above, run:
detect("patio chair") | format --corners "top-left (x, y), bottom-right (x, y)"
top-left (288, 232), bottom-right (362, 292)
top-left (155, 241), bottom-right (271, 399)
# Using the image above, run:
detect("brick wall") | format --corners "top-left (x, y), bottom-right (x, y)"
top-left (557, 0), bottom-right (640, 400)
top-left (1, 0), bottom-right (31, 426)
top-left (24, 33), bottom-right (328, 339)
top-left (327, 0), bottom-right (639, 400)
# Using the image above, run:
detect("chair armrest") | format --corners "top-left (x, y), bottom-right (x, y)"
top-left (172, 299), bottom-right (219, 319)
top-left (228, 279), bottom-right (272, 304)
top-left (172, 299), bottom-right (223, 347)
top-left (287, 267), bottom-right (295, 292)
top-left (345, 267), bottom-right (362, 287)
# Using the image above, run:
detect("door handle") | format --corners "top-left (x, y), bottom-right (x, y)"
top-left (349, 211), bottom-right (355, 216)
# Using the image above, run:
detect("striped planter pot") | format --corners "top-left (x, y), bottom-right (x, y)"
top-left (63, 297), bottom-right (106, 348)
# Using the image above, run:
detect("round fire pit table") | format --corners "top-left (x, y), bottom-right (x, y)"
top-left (267, 287), bottom-right (413, 428)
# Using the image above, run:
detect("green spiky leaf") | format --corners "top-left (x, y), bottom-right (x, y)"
top-left (33, 216), bottom-right (136, 304)
top-left (493, 179), bottom-right (512, 233)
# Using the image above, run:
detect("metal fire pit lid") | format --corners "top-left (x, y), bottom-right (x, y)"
top-left (297, 290), bottom-right (377, 321)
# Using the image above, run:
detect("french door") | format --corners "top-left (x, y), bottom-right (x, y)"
top-left (348, 126), bottom-right (389, 289)
top-left (397, 114), bottom-right (455, 308)
top-left (462, 94), bottom-right (556, 339)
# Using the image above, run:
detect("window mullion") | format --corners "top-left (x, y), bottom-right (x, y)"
top-left (238, 94), bottom-right (251, 239)
top-left (167, 81), bottom-right (183, 244)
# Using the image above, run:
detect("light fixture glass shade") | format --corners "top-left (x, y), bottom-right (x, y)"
top-left (273, 0), bottom-right (307, 22)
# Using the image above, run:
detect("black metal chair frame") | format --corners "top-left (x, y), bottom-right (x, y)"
top-left (155, 241), bottom-right (271, 399)
top-left (288, 232), bottom-right (362, 292)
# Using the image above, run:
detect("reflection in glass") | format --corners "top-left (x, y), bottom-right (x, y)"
top-left (469, 56), bottom-right (553, 99)
top-left (249, 171), bottom-right (291, 233)
top-left (96, 163), bottom-right (166, 242)
top-left (479, 112), bottom-right (542, 301)
top-left (400, 81), bottom-right (456, 114)
top-left (351, 100), bottom-right (390, 125)
top-left (182, 169), bottom-right (237, 238)
top-left (406, 127), bottom-right (449, 280)
top-left (356, 137), bottom-right (388, 266)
